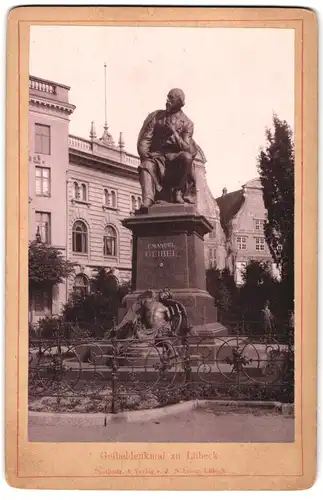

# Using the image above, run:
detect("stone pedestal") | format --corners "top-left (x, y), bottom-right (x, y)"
top-left (121, 204), bottom-right (227, 334)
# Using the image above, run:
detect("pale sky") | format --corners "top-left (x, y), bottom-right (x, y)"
top-left (30, 26), bottom-right (294, 197)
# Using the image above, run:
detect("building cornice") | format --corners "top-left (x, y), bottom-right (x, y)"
top-left (69, 149), bottom-right (139, 181)
top-left (30, 96), bottom-right (76, 115)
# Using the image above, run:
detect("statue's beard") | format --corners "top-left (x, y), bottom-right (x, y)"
top-left (166, 102), bottom-right (181, 113)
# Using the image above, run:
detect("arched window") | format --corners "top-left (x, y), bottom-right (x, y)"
top-left (81, 183), bottom-right (87, 201)
top-left (110, 190), bottom-right (117, 208)
top-left (137, 196), bottom-right (142, 209)
top-left (73, 274), bottom-right (89, 296)
top-left (131, 195), bottom-right (136, 212)
top-left (72, 220), bottom-right (88, 254)
top-left (103, 225), bottom-right (117, 257)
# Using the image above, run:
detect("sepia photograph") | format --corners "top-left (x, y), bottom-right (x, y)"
top-left (27, 24), bottom-right (295, 443)
top-left (5, 6), bottom-right (317, 490)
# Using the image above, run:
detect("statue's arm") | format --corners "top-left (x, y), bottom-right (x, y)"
top-left (171, 121), bottom-right (194, 153)
top-left (165, 307), bottom-right (172, 322)
top-left (137, 115), bottom-right (155, 159)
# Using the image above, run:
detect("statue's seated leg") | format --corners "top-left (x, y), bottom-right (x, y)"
top-left (155, 184), bottom-right (173, 204)
top-left (139, 162), bottom-right (156, 208)
top-left (169, 152), bottom-right (196, 204)
top-left (181, 152), bottom-right (197, 204)
top-left (174, 189), bottom-right (185, 204)
top-left (158, 162), bottom-right (177, 203)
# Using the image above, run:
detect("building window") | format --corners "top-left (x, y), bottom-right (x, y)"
top-left (208, 247), bottom-right (217, 268)
top-left (103, 225), bottom-right (117, 257)
top-left (34, 289), bottom-right (52, 316)
top-left (236, 236), bottom-right (247, 250)
top-left (209, 228), bottom-right (216, 239)
top-left (35, 167), bottom-right (50, 196)
top-left (103, 188), bottom-right (118, 209)
top-left (73, 181), bottom-right (87, 201)
top-left (81, 183), bottom-right (87, 201)
top-left (73, 274), bottom-right (89, 296)
top-left (255, 219), bottom-right (265, 230)
top-left (256, 237), bottom-right (265, 251)
top-left (74, 182), bottom-right (80, 200)
top-left (103, 189), bottom-right (109, 206)
top-left (35, 212), bottom-right (51, 243)
top-left (72, 220), bottom-right (88, 254)
top-left (110, 190), bottom-right (117, 208)
top-left (35, 124), bottom-right (51, 155)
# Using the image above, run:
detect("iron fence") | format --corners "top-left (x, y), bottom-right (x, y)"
top-left (29, 328), bottom-right (294, 414)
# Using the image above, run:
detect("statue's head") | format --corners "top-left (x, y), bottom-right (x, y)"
top-left (159, 287), bottom-right (172, 301)
top-left (140, 289), bottom-right (156, 306)
top-left (166, 88), bottom-right (185, 112)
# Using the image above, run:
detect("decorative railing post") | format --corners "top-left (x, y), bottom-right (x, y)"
top-left (182, 333), bottom-right (192, 395)
top-left (110, 334), bottom-right (119, 414)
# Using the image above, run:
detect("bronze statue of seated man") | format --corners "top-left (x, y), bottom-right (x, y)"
top-left (137, 88), bottom-right (198, 209)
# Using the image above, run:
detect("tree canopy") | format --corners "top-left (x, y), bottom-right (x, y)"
top-left (257, 114), bottom-right (294, 301)
top-left (28, 240), bottom-right (74, 292)
top-left (62, 267), bottom-right (131, 337)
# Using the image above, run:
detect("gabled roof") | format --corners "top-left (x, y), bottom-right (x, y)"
top-left (242, 177), bottom-right (262, 190)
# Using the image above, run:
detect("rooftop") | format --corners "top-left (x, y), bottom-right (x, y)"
top-left (29, 75), bottom-right (74, 110)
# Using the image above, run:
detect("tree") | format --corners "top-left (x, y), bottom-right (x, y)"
top-left (257, 114), bottom-right (294, 312)
top-left (90, 267), bottom-right (131, 303)
top-left (241, 260), bottom-right (273, 288)
top-left (237, 260), bottom-right (276, 322)
top-left (62, 267), bottom-right (131, 337)
top-left (28, 240), bottom-right (74, 293)
top-left (232, 259), bottom-right (290, 335)
top-left (90, 267), bottom-right (118, 295)
top-left (62, 292), bottom-right (116, 336)
top-left (206, 267), bottom-right (237, 320)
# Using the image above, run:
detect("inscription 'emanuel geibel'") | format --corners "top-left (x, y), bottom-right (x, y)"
top-left (144, 241), bottom-right (176, 258)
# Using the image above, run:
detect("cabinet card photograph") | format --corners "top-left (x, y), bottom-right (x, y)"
top-left (6, 6), bottom-right (317, 491)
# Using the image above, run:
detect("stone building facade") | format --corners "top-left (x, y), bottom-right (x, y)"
top-left (28, 76), bottom-right (75, 321)
top-left (28, 75), bottom-right (226, 320)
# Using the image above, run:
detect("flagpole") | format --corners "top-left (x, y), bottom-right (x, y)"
top-left (104, 62), bottom-right (107, 129)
